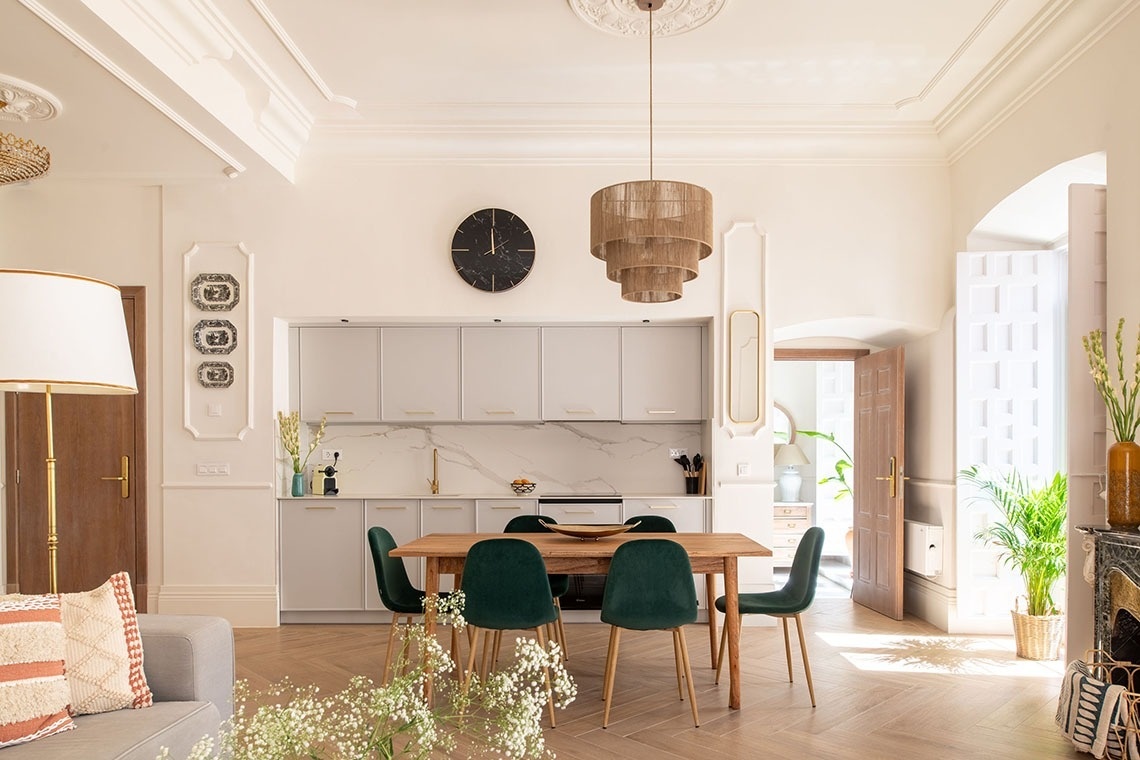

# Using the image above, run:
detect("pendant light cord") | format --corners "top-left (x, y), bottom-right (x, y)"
top-left (648, 7), bottom-right (654, 181)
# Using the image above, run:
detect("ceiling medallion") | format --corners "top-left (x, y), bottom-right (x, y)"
top-left (0, 76), bottom-right (61, 122)
top-left (567, 0), bottom-right (726, 37)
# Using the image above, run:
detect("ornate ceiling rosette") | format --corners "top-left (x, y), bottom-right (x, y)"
top-left (0, 76), bottom-right (61, 122)
top-left (567, 0), bottom-right (726, 37)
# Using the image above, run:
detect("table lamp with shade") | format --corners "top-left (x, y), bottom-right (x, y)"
top-left (0, 270), bottom-right (138, 593)
top-left (774, 442), bottom-right (810, 502)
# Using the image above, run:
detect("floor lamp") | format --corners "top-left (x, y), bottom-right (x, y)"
top-left (0, 270), bottom-right (138, 593)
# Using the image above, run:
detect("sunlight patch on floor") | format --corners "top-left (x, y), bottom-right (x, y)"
top-left (816, 631), bottom-right (1068, 677)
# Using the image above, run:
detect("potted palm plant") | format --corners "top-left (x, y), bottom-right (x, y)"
top-left (958, 465), bottom-right (1068, 660)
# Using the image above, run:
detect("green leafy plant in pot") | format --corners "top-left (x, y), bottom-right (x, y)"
top-left (958, 465), bottom-right (1067, 659)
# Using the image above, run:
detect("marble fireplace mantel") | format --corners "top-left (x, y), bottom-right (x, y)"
top-left (1079, 527), bottom-right (1140, 659)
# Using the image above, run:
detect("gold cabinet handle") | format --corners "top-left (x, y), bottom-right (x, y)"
top-left (99, 455), bottom-right (129, 499)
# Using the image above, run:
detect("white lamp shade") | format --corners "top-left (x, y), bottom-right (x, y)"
top-left (774, 442), bottom-right (809, 467)
top-left (0, 270), bottom-right (137, 394)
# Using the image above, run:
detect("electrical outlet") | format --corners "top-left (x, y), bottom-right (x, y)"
top-left (669, 448), bottom-right (687, 459)
top-left (322, 449), bottom-right (339, 461)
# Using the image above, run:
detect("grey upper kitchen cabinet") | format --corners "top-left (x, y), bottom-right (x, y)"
top-left (381, 326), bottom-right (461, 422)
top-left (620, 325), bottom-right (706, 421)
top-left (299, 327), bottom-right (380, 422)
top-left (541, 326), bottom-right (620, 421)
top-left (461, 326), bottom-right (542, 422)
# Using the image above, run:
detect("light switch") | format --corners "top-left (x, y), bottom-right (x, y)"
top-left (736, 462), bottom-right (751, 477)
top-left (207, 403), bottom-right (223, 417)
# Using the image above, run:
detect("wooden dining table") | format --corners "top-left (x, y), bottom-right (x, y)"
top-left (391, 531), bottom-right (770, 709)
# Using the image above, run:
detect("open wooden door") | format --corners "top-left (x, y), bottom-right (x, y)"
top-left (5, 287), bottom-right (147, 605)
top-left (852, 346), bottom-right (905, 620)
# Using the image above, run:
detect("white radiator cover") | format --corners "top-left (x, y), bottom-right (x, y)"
top-left (904, 520), bottom-right (944, 577)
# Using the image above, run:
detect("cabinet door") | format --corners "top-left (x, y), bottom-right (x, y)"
top-left (381, 327), bottom-right (460, 422)
top-left (622, 498), bottom-right (707, 533)
top-left (299, 327), bottom-right (380, 422)
top-left (422, 500), bottom-right (476, 592)
top-left (539, 501), bottom-right (622, 524)
top-left (280, 500), bottom-right (363, 611)
top-left (541, 326), bottom-right (620, 420)
top-left (476, 499), bottom-right (538, 532)
top-left (461, 327), bottom-right (541, 421)
top-left (620, 325), bottom-right (705, 421)
top-left (364, 500), bottom-right (422, 611)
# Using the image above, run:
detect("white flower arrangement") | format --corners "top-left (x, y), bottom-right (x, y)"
top-left (159, 593), bottom-right (576, 760)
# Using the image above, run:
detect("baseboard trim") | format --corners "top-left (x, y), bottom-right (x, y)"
top-left (156, 585), bottom-right (279, 627)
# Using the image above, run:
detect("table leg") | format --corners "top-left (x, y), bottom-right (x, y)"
top-left (424, 557), bottom-right (440, 703)
top-left (705, 573), bottom-right (717, 669)
top-left (723, 557), bottom-right (741, 709)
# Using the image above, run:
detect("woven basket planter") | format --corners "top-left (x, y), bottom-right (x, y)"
top-left (1011, 608), bottom-right (1065, 660)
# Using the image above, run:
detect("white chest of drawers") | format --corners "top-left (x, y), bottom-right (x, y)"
top-left (772, 501), bottom-right (812, 567)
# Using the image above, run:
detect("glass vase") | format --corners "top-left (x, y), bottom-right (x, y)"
top-left (291, 472), bottom-right (305, 497)
top-left (1107, 440), bottom-right (1140, 530)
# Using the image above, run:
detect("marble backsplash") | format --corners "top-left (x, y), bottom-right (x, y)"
top-left (296, 421), bottom-right (704, 497)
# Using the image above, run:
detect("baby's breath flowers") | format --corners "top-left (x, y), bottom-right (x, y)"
top-left (161, 593), bottom-right (575, 760)
top-left (276, 410), bottom-right (327, 474)
top-left (1083, 318), bottom-right (1140, 443)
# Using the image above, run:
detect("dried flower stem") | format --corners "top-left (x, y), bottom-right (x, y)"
top-left (276, 411), bottom-right (327, 474)
top-left (1083, 318), bottom-right (1140, 443)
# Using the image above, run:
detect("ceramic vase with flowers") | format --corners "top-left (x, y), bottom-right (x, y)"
top-left (1083, 318), bottom-right (1140, 529)
top-left (277, 410), bottom-right (327, 496)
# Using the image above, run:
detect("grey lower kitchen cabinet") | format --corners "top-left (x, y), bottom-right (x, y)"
top-left (476, 498), bottom-right (538, 532)
top-left (421, 499), bottom-right (476, 592)
top-left (620, 325), bottom-right (706, 421)
top-left (280, 499), bottom-right (365, 611)
top-left (298, 327), bottom-right (380, 422)
top-left (364, 499), bottom-right (422, 611)
top-left (622, 497), bottom-right (708, 532)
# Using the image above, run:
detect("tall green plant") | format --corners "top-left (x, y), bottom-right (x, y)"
top-left (958, 466), bottom-right (1067, 617)
top-left (797, 429), bottom-right (853, 501)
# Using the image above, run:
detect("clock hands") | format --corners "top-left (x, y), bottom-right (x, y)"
top-left (484, 226), bottom-right (510, 256)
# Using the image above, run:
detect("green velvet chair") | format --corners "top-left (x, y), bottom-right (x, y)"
top-left (600, 538), bottom-right (699, 728)
top-left (504, 514), bottom-right (571, 660)
top-left (623, 514), bottom-right (677, 532)
top-left (367, 526), bottom-right (457, 685)
top-left (715, 526), bottom-right (824, 707)
top-left (460, 537), bottom-right (560, 726)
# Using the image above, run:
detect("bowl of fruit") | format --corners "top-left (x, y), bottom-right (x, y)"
top-left (510, 478), bottom-right (536, 495)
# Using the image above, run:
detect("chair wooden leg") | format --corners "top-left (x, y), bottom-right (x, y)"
top-left (781, 616), bottom-right (794, 683)
top-left (714, 621), bottom-right (727, 685)
top-left (602, 625), bottom-right (618, 703)
top-left (706, 574), bottom-right (718, 668)
top-left (554, 597), bottom-right (569, 661)
top-left (480, 630), bottom-right (497, 681)
top-left (534, 626), bottom-right (556, 728)
top-left (677, 626), bottom-right (700, 728)
top-left (463, 627), bottom-right (483, 692)
top-left (602, 626), bottom-right (622, 728)
top-left (672, 629), bottom-right (685, 700)
top-left (450, 625), bottom-right (460, 671)
top-left (491, 630), bottom-right (503, 671)
top-left (793, 613), bottom-right (817, 708)
top-left (383, 611), bottom-right (401, 686)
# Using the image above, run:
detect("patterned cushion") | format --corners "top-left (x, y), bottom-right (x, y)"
top-left (59, 571), bottom-right (153, 715)
top-left (0, 594), bottom-right (75, 747)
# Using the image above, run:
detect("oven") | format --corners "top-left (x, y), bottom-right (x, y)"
top-left (538, 495), bottom-right (623, 610)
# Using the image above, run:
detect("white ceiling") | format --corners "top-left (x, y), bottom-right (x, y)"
top-left (0, 0), bottom-right (1129, 182)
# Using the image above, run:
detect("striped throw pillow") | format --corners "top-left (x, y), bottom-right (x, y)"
top-left (0, 594), bottom-right (75, 748)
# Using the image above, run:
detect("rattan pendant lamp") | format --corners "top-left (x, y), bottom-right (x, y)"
top-left (590, 0), bottom-right (713, 303)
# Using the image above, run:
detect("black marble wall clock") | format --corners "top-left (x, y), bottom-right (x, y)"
top-left (450, 208), bottom-right (535, 292)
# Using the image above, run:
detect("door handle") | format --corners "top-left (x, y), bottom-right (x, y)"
top-left (874, 455), bottom-right (909, 499)
top-left (100, 455), bottom-right (129, 499)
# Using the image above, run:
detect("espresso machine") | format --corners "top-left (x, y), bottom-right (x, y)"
top-left (311, 452), bottom-right (340, 495)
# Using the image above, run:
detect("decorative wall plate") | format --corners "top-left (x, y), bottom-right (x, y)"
top-left (190, 273), bottom-right (240, 311)
top-left (193, 319), bottom-right (237, 354)
top-left (197, 361), bottom-right (234, 388)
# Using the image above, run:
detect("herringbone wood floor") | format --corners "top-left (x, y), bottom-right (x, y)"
top-left (234, 598), bottom-right (1083, 759)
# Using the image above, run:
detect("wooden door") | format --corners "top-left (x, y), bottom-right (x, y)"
top-left (852, 346), bottom-right (905, 620)
top-left (5, 288), bottom-right (147, 604)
